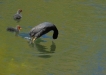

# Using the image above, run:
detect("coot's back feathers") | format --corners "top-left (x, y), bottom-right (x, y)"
top-left (7, 27), bottom-right (17, 32)
top-left (29, 22), bottom-right (58, 39)
top-left (13, 9), bottom-right (22, 21)
top-left (14, 14), bottom-right (22, 20)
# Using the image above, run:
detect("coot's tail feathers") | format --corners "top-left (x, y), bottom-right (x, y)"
top-left (7, 27), bottom-right (16, 32)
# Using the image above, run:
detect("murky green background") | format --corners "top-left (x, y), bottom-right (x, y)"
top-left (0, 0), bottom-right (106, 75)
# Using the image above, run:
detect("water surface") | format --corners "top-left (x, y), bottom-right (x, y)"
top-left (0, 0), bottom-right (106, 75)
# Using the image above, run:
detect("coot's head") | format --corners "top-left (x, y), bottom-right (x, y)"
top-left (17, 25), bottom-right (22, 30)
top-left (18, 9), bottom-right (22, 13)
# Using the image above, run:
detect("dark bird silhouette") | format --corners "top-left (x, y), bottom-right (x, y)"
top-left (29, 38), bottom-right (56, 58)
top-left (29, 22), bottom-right (58, 43)
top-left (7, 25), bottom-right (22, 36)
top-left (13, 9), bottom-right (22, 22)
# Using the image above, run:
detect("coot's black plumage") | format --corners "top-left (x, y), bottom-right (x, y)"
top-left (29, 22), bottom-right (58, 43)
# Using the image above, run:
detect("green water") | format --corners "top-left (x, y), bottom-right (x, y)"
top-left (0, 0), bottom-right (106, 75)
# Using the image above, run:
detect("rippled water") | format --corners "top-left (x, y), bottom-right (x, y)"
top-left (0, 0), bottom-right (106, 75)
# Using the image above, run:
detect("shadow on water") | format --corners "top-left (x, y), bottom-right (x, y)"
top-left (50, 41), bottom-right (56, 53)
top-left (29, 38), bottom-right (56, 58)
top-left (19, 32), bottom-right (55, 58)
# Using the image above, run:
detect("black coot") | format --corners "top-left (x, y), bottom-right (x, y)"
top-left (29, 22), bottom-right (58, 43)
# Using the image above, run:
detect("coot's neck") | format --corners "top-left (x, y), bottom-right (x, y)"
top-left (15, 26), bottom-right (20, 31)
top-left (53, 26), bottom-right (58, 39)
top-left (17, 10), bottom-right (21, 14)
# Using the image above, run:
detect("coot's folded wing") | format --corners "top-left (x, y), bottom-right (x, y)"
top-left (7, 27), bottom-right (16, 32)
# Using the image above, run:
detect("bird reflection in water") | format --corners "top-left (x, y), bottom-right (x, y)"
top-left (29, 38), bottom-right (56, 58)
